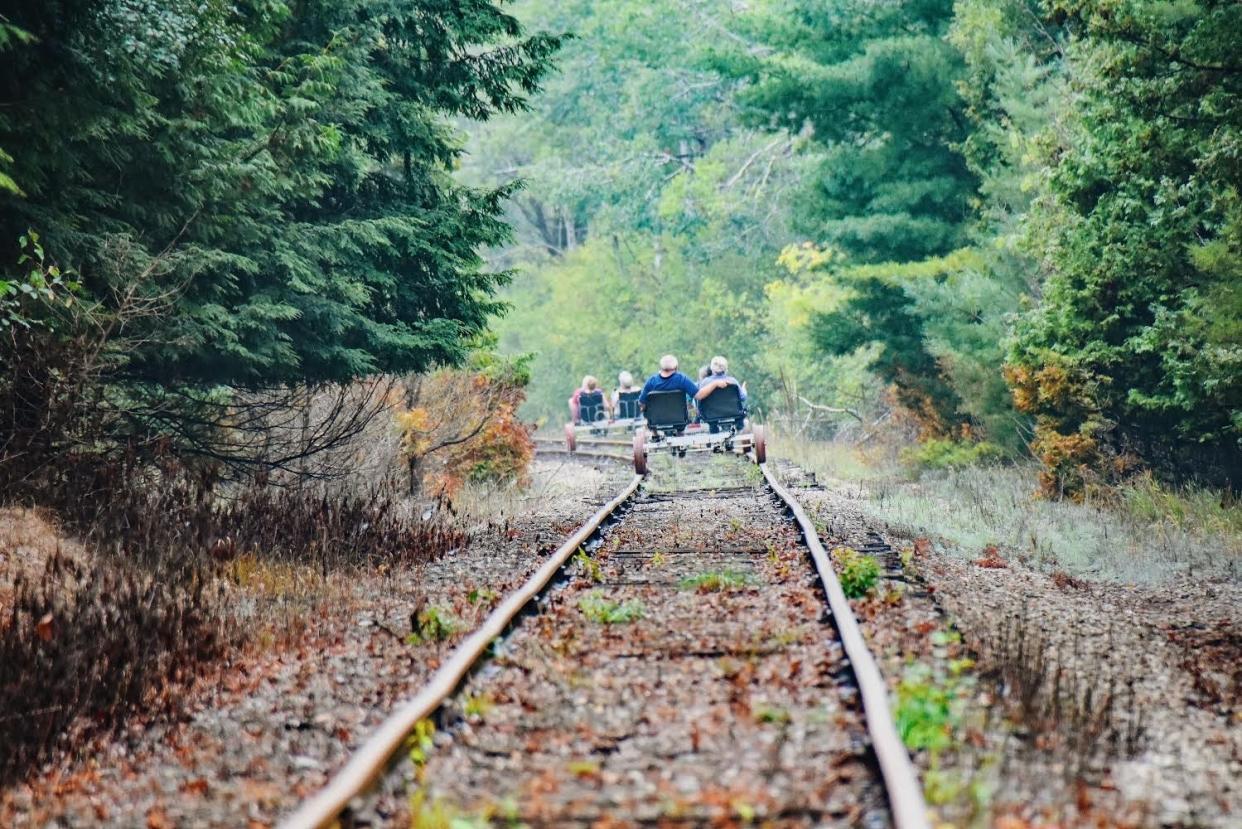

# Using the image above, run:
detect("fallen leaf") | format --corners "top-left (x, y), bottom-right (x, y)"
top-left (35, 612), bottom-right (53, 642)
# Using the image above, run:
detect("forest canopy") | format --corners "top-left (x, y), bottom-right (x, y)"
top-left (0, 0), bottom-right (559, 475)
top-left (467, 0), bottom-right (1240, 492)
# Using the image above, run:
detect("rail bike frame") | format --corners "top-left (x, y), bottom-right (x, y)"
top-left (631, 387), bottom-right (765, 474)
top-left (563, 391), bottom-right (643, 451)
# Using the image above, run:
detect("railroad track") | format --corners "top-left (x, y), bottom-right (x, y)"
top-left (281, 454), bottom-right (927, 829)
top-left (533, 434), bottom-right (631, 463)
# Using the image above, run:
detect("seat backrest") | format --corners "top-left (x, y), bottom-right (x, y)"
top-left (698, 382), bottom-right (744, 424)
top-left (644, 390), bottom-right (690, 429)
top-left (616, 390), bottom-right (641, 420)
top-left (579, 390), bottom-right (605, 422)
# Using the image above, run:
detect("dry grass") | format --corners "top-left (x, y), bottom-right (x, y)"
top-left (781, 436), bottom-right (1242, 584)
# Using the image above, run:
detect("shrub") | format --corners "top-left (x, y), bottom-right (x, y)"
top-left (902, 438), bottom-right (1003, 471)
top-left (399, 351), bottom-right (535, 498)
top-left (834, 547), bottom-right (880, 598)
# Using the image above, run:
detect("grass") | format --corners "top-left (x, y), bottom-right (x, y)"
top-left (782, 434), bottom-right (1242, 584)
top-left (678, 569), bottom-right (754, 592)
top-left (577, 590), bottom-right (644, 624)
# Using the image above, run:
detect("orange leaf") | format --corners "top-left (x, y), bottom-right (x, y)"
top-left (35, 612), bottom-right (53, 642)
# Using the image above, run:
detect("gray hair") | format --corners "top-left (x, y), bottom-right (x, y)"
top-left (618, 370), bottom-right (634, 387)
top-left (710, 355), bottom-right (728, 373)
top-left (659, 354), bottom-right (678, 371)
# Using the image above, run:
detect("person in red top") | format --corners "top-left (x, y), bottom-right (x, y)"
top-left (568, 375), bottom-right (609, 424)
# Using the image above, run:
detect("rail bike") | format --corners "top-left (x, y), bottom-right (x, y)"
top-left (630, 385), bottom-right (765, 474)
top-left (563, 389), bottom-right (644, 451)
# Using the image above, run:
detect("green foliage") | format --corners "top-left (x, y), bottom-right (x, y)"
top-left (407, 606), bottom-right (461, 645)
top-left (1006, 0), bottom-right (1242, 486)
top-left (833, 547), bottom-right (880, 598)
top-left (574, 548), bottom-right (602, 583)
top-left (0, 1), bottom-right (561, 391)
top-left (678, 569), bottom-right (754, 592)
top-left (903, 439), bottom-right (1003, 471)
top-left (1, 231), bottom-right (80, 329)
top-left (577, 590), bottom-right (644, 624)
top-left (462, 0), bottom-right (826, 423)
top-left (894, 658), bottom-right (974, 756)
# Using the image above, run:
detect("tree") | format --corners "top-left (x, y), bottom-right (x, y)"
top-left (0, 0), bottom-right (560, 473)
top-left (0, 0), bottom-right (560, 388)
top-left (1008, 0), bottom-right (1242, 489)
top-left (710, 0), bottom-right (980, 435)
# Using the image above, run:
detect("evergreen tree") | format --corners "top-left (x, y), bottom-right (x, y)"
top-left (0, 0), bottom-right (560, 388)
top-left (1008, 0), bottom-right (1242, 488)
top-left (713, 0), bottom-right (977, 433)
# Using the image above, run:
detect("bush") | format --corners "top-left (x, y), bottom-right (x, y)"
top-left (399, 352), bottom-right (535, 498)
top-left (902, 438), bottom-right (1003, 471)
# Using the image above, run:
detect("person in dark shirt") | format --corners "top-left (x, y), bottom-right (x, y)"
top-left (638, 354), bottom-right (729, 410)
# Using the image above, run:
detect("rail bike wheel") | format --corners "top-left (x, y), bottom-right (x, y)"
top-left (752, 424), bottom-right (766, 464)
top-left (632, 429), bottom-right (648, 475)
top-left (564, 422), bottom-right (577, 452)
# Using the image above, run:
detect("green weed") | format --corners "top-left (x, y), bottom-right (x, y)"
top-left (833, 547), bottom-right (880, 598)
top-left (574, 548), bottom-right (603, 583)
top-left (466, 587), bottom-right (498, 605)
top-left (407, 606), bottom-right (460, 645)
top-left (577, 590), bottom-right (644, 624)
top-left (753, 704), bottom-right (791, 724)
top-left (462, 692), bottom-right (493, 719)
top-left (678, 569), bottom-right (754, 592)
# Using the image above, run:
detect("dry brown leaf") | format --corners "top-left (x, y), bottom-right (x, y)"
top-left (35, 612), bottom-right (53, 642)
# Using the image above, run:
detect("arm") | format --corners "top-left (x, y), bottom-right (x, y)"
top-left (692, 378), bottom-right (728, 401)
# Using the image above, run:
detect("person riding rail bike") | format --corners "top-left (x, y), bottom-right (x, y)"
top-left (638, 355), bottom-right (727, 432)
top-left (697, 355), bottom-right (747, 433)
top-left (568, 375), bottom-right (610, 424)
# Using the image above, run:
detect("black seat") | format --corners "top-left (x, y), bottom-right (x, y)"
top-left (698, 383), bottom-right (745, 430)
top-left (578, 390), bottom-right (606, 423)
top-left (616, 390), bottom-right (641, 420)
top-left (644, 390), bottom-right (690, 432)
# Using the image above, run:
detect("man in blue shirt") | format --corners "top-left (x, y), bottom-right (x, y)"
top-left (639, 354), bottom-right (727, 412)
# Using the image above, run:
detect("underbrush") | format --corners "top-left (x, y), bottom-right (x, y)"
top-left (0, 549), bottom-right (225, 785)
top-left (980, 610), bottom-right (1147, 779)
top-left (784, 436), bottom-right (1241, 583)
top-left (0, 456), bottom-right (470, 786)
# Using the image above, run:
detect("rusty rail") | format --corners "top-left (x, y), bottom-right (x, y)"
top-left (761, 463), bottom-right (930, 829)
top-left (278, 474), bottom-right (644, 829)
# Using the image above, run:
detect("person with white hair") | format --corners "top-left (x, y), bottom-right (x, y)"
top-left (612, 370), bottom-right (642, 419)
top-left (698, 355), bottom-right (747, 432)
top-left (637, 354), bottom-right (726, 412)
top-left (700, 356), bottom-right (746, 401)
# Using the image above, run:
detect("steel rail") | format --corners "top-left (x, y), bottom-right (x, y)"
top-left (279, 474), bottom-right (644, 829)
top-left (534, 436), bottom-right (633, 448)
top-left (534, 447), bottom-right (629, 462)
top-left (760, 463), bottom-right (930, 829)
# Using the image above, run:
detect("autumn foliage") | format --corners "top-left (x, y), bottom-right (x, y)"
top-left (397, 353), bottom-right (535, 499)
